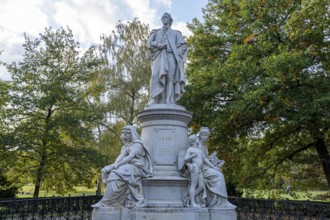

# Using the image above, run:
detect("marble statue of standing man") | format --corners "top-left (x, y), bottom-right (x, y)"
top-left (147, 13), bottom-right (188, 105)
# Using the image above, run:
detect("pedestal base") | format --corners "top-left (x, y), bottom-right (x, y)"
top-left (92, 104), bottom-right (237, 219)
top-left (142, 176), bottom-right (188, 207)
top-left (92, 207), bottom-right (237, 220)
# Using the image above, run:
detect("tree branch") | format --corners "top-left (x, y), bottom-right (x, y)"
top-left (253, 142), bottom-right (315, 180)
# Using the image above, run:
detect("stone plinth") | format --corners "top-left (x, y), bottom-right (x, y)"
top-left (137, 104), bottom-right (192, 206)
top-left (92, 104), bottom-right (237, 220)
top-left (142, 176), bottom-right (188, 207)
top-left (92, 207), bottom-right (237, 220)
top-left (137, 104), bottom-right (192, 177)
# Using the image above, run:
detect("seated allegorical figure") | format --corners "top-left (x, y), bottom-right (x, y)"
top-left (92, 125), bottom-right (153, 208)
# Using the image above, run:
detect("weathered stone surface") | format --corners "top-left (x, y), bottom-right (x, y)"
top-left (92, 12), bottom-right (237, 220)
top-left (147, 13), bottom-right (188, 105)
top-left (91, 126), bottom-right (153, 208)
top-left (142, 176), bottom-right (188, 207)
top-left (138, 104), bottom-right (192, 176)
top-left (92, 207), bottom-right (237, 220)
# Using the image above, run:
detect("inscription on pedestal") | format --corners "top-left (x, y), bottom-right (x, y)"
top-left (154, 128), bottom-right (176, 165)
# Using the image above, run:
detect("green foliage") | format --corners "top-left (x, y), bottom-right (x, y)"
top-left (0, 80), bottom-right (10, 136)
top-left (86, 19), bottom-right (151, 172)
top-left (97, 121), bottom-right (125, 158)
top-left (0, 171), bottom-right (18, 199)
top-left (1, 27), bottom-right (107, 197)
top-left (99, 18), bottom-right (151, 125)
top-left (181, 0), bottom-right (330, 191)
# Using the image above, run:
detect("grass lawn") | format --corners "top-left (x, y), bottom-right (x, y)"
top-left (17, 184), bottom-right (99, 198)
top-left (16, 184), bottom-right (330, 202)
top-left (242, 188), bottom-right (330, 202)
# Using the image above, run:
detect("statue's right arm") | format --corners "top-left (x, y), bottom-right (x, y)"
top-left (114, 143), bottom-right (142, 168)
top-left (113, 146), bottom-right (127, 165)
top-left (147, 29), bottom-right (160, 49)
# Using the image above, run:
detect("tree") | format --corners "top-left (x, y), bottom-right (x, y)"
top-left (0, 79), bottom-right (18, 199)
top-left (0, 171), bottom-right (18, 199)
top-left (0, 79), bottom-right (10, 134)
top-left (2, 27), bottom-right (106, 197)
top-left (98, 18), bottom-right (151, 125)
top-left (85, 19), bottom-right (151, 193)
top-left (181, 0), bottom-right (330, 190)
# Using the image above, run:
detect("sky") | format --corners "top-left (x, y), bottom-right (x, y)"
top-left (0, 0), bottom-right (208, 81)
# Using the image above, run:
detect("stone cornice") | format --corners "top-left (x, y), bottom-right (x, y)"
top-left (137, 106), bottom-right (193, 124)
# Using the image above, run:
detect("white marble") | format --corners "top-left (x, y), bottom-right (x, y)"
top-left (92, 126), bottom-right (153, 208)
top-left (93, 207), bottom-right (237, 220)
top-left (147, 13), bottom-right (188, 105)
top-left (92, 12), bottom-right (237, 220)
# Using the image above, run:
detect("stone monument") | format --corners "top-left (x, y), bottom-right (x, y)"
top-left (92, 12), bottom-right (237, 220)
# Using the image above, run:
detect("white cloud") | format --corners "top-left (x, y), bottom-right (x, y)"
top-left (173, 21), bottom-right (191, 38)
top-left (0, 0), bottom-right (197, 81)
top-left (0, 0), bottom-right (48, 36)
top-left (53, 0), bottom-right (119, 47)
top-left (0, 0), bottom-right (49, 61)
top-left (123, 0), bottom-right (158, 24)
top-left (155, 0), bottom-right (172, 8)
top-left (0, 0), bottom-right (49, 80)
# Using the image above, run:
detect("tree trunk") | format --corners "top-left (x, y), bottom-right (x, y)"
top-left (33, 154), bottom-right (46, 198)
top-left (33, 130), bottom-right (49, 197)
top-left (129, 94), bottom-right (135, 125)
top-left (33, 107), bottom-right (53, 197)
top-left (315, 138), bottom-right (330, 187)
top-left (96, 174), bottom-right (102, 196)
top-left (33, 166), bottom-right (43, 198)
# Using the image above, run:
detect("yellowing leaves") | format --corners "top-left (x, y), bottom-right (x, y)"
top-left (265, 114), bottom-right (279, 123)
top-left (282, 97), bottom-right (294, 107)
top-left (244, 34), bottom-right (257, 44)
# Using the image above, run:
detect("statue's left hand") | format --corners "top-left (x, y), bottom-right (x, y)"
top-left (102, 164), bottom-right (114, 173)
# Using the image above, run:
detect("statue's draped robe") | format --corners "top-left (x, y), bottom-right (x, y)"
top-left (182, 145), bottom-right (229, 207)
top-left (98, 142), bottom-right (153, 207)
top-left (201, 165), bottom-right (229, 207)
top-left (147, 27), bottom-right (187, 103)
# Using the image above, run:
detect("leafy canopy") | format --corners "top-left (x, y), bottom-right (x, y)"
top-left (98, 18), bottom-right (151, 125)
top-left (1, 27), bottom-right (106, 197)
top-left (181, 0), bottom-right (330, 190)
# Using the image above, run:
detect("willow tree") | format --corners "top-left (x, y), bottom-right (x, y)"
top-left (2, 27), bottom-right (106, 197)
top-left (181, 0), bottom-right (330, 190)
top-left (99, 18), bottom-right (151, 126)
top-left (85, 19), bottom-right (151, 194)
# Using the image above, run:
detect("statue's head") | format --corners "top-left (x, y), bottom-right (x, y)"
top-left (121, 125), bottom-right (143, 145)
top-left (161, 12), bottom-right (173, 26)
top-left (198, 127), bottom-right (210, 142)
top-left (121, 126), bottom-right (132, 144)
top-left (188, 134), bottom-right (197, 147)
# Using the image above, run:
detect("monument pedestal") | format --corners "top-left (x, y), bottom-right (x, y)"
top-left (92, 207), bottom-right (237, 220)
top-left (92, 104), bottom-right (237, 219)
top-left (138, 104), bottom-right (192, 208)
top-left (137, 104), bottom-right (193, 174)
top-left (142, 176), bottom-right (188, 207)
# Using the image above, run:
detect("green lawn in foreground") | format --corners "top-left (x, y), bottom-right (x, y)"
top-left (16, 184), bottom-right (330, 202)
top-left (242, 189), bottom-right (330, 202)
top-left (17, 184), bottom-right (99, 198)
